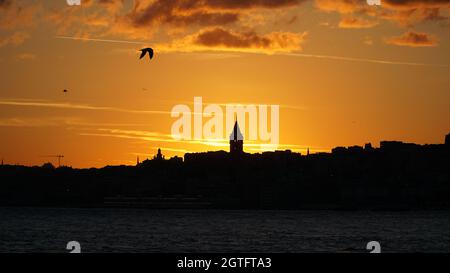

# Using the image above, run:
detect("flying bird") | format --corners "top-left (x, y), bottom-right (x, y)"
top-left (63, 89), bottom-right (68, 93)
top-left (139, 48), bottom-right (154, 60)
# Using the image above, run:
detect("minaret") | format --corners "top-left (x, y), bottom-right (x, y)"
top-left (229, 119), bottom-right (243, 154)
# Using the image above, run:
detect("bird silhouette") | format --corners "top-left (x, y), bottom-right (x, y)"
top-left (139, 48), bottom-right (154, 60)
top-left (63, 89), bottom-right (68, 93)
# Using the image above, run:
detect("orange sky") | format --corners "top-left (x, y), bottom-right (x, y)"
top-left (0, 0), bottom-right (449, 168)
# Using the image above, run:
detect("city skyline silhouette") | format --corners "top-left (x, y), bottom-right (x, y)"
top-left (1, 1), bottom-right (449, 168)
top-left (1, 129), bottom-right (449, 210)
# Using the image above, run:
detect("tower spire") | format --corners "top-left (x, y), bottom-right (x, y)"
top-left (229, 119), bottom-right (243, 154)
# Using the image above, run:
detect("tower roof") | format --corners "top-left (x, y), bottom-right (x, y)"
top-left (229, 120), bottom-right (243, 141)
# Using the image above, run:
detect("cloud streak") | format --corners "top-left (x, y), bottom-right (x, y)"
top-left (80, 127), bottom-right (307, 152)
top-left (55, 35), bottom-right (145, 45)
top-left (0, 99), bottom-right (172, 115)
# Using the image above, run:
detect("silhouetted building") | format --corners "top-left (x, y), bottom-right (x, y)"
top-left (229, 120), bottom-right (243, 154)
top-left (364, 143), bottom-right (374, 151)
top-left (380, 141), bottom-right (419, 152)
top-left (332, 146), bottom-right (347, 155)
top-left (169, 156), bottom-right (183, 164)
top-left (446, 133), bottom-right (450, 146)
top-left (348, 145), bottom-right (364, 154)
top-left (154, 148), bottom-right (165, 160)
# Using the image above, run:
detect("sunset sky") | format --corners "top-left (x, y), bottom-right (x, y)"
top-left (0, 0), bottom-right (449, 168)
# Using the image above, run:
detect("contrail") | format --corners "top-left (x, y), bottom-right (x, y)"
top-left (56, 36), bottom-right (145, 45)
top-left (282, 52), bottom-right (450, 68)
top-left (55, 35), bottom-right (449, 68)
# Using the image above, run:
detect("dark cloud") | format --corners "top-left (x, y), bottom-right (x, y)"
top-left (189, 27), bottom-right (307, 52)
top-left (45, 0), bottom-right (307, 42)
top-left (125, 1), bottom-right (237, 28)
top-left (130, 9), bottom-right (239, 28)
top-left (195, 27), bottom-right (271, 48)
top-left (385, 31), bottom-right (438, 47)
top-left (124, 0), bottom-right (305, 28)
top-left (315, 0), bottom-right (450, 26)
top-left (0, 0), bottom-right (12, 8)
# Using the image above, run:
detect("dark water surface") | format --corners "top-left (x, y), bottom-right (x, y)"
top-left (1, 207), bottom-right (450, 253)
